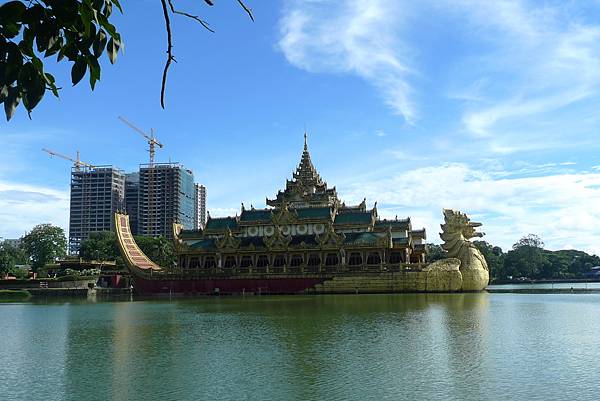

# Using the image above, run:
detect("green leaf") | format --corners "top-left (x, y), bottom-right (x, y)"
top-left (93, 29), bottom-right (107, 57)
top-left (97, 12), bottom-right (117, 37)
top-left (20, 63), bottom-right (45, 114)
top-left (35, 21), bottom-right (51, 52)
top-left (112, 0), bottom-right (123, 13)
top-left (0, 21), bottom-right (21, 38)
top-left (21, 4), bottom-right (44, 26)
top-left (0, 1), bottom-right (26, 22)
top-left (87, 56), bottom-right (101, 90)
top-left (4, 86), bottom-right (21, 121)
top-left (79, 3), bottom-right (93, 36)
top-left (0, 85), bottom-right (8, 102)
top-left (4, 42), bottom-right (23, 85)
top-left (106, 37), bottom-right (117, 64)
top-left (31, 56), bottom-right (43, 72)
top-left (71, 57), bottom-right (87, 85)
top-left (44, 35), bottom-right (63, 57)
top-left (44, 73), bottom-right (60, 97)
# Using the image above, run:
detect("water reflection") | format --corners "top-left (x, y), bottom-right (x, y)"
top-left (2, 293), bottom-right (600, 401)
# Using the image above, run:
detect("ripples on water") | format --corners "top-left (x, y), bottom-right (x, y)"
top-left (1, 293), bottom-right (599, 401)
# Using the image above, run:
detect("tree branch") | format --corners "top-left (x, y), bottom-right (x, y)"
top-left (168, 0), bottom-right (215, 33)
top-left (158, 0), bottom-right (253, 109)
top-left (236, 0), bottom-right (254, 21)
top-left (159, 0), bottom-right (174, 109)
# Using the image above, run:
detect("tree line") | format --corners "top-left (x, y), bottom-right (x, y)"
top-left (0, 223), bottom-right (174, 278)
top-left (428, 234), bottom-right (600, 281)
top-left (4, 224), bottom-right (599, 282)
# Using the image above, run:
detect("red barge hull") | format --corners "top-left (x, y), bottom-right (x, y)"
top-left (131, 275), bottom-right (329, 295)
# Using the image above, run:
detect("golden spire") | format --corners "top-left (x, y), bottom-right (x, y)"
top-left (304, 131), bottom-right (308, 151)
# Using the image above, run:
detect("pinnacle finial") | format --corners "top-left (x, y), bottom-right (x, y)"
top-left (304, 131), bottom-right (308, 150)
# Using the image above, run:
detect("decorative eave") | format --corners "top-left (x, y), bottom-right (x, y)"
top-left (216, 228), bottom-right (241, 251)
top-left (410, 228), bottom-right (427, 240)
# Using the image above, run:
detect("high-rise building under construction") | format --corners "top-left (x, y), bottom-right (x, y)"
top-left (124, 172), bottom-right (140, 235)
top-left (69, 166), bottom-right (125, 253)
top-left (137, 163), bottom-right (195, 238)
top-left (195, 184), bottom-right (207, 229)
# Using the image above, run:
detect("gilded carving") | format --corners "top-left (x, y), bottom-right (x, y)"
top-left (439, 209), bottom-right (489, 291)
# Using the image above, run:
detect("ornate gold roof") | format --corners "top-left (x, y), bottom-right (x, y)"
top-left (267, 134), bottom-right (340, 208)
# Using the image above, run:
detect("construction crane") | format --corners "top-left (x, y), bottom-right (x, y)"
top-left (118, 116), bottom-right (164, 237)
top-left (42, 148), bottom-right (96, 171)
top-left (118, 116), bottom-right (163, 165)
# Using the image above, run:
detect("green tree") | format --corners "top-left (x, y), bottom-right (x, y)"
top-left (473, 240), bottom-right (505, 280)
top-left (504, 234), bottom-right (547, 279)
top-left (0, 244), bottom-right (15, 277)
top-left (0, 242), bottom-right (29, 277)
top-left (21, 223), bottom-right (67, 271)
top-left (79, 231), bottom-right (121, 262)
top-left (134, 235), bottom-right (175, 269)
top-left (426, 243), bottom-right (446, 262)
top-left (0, 0), bottom-right (253, 121)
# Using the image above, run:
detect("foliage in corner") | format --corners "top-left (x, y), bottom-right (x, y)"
top-left (0, 0), bottom-right (123, 121)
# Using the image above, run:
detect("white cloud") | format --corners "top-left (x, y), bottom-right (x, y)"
top-left (278, 0), bottom-right (416, 122)
top-left (0, 181), bottom-right (69, 239)
top-left (339, 163), bottom-right (600, 255)
top-left (278, 1), bottom-right (600, 154)
top-left (454, 2), bottom-right (600, 140)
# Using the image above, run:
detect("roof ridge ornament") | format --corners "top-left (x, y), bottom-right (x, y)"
top-left (304, 131), bottom-right (308, 151)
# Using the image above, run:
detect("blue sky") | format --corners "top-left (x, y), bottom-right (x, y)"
top-left (2, 0), bottom-right (600, 254)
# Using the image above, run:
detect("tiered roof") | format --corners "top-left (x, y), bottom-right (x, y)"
top-left (183, 134), bottom-right (426, 252)
top-left (267, 134), bottom-right (340, 208)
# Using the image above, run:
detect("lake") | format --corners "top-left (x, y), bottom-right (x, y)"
top-left (1, 292), bottom-right (598, 400)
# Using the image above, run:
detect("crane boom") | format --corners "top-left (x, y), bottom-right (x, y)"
top-left (118, 116), bottom-right (164, 166)
top-left (118, 116), bottom-right (165, 237)
top-left (118, 116), bottom-right (163, 146)
top-left (42, 148), bottom-right (96, 170)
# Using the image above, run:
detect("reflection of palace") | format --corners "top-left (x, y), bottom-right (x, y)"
top-left (176, 135), bottom-right (427, 273)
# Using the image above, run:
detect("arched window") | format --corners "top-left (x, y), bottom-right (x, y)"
top-left (256, 255), bottom-right (269, 268)
top-left (325, 253), bottom-right (339, 266)
top-left (273, 255), bottom-right (286, 268)
top-left (189, 257), bottom-right (199, 269)
top-left (224, 256), bottom-right (237, 269)
top-left (290, 254), bottom-right (303, 267)
top-left (307, 254), bottom-right (321, 267)
top-left (240, 256), bottom-right (253, 268)
top-left (204, 256), bottom-right (216, 268)
top-left (367, 252), bottom-right (381, 265)
top-left (389, 252), bottom-right (402, 264)
top-left (348, 252), bottom-right (363, 266)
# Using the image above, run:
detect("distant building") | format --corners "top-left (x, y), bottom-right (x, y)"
top-left (2, 238), bottom-right (21, 248)
top-left (137, 163), bottom-right (195, 238)
top-left (583, 266), bottom-right (600, 278)
top-left (69, 166), bottom-right (125, 253)
top-left (195, 184), bottom-right (207, 229)
top-left (125, 172), bottom-right (140, 235)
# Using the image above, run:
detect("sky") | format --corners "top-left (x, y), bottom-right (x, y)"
top-left (1, 0), bottom-right (600, 255)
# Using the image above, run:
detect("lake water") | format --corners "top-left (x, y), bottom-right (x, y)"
top-left (1, 292), bottom-right (598, 401)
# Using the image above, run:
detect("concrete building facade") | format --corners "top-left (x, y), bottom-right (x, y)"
top-left (138, 163), bottom-right (195, 238)
top-left (194, 184), bottom-right (207, 229)
top-left (124, 172), bottom-right (140, 235)
top-left (69, 166), bottom-right (125, 253)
